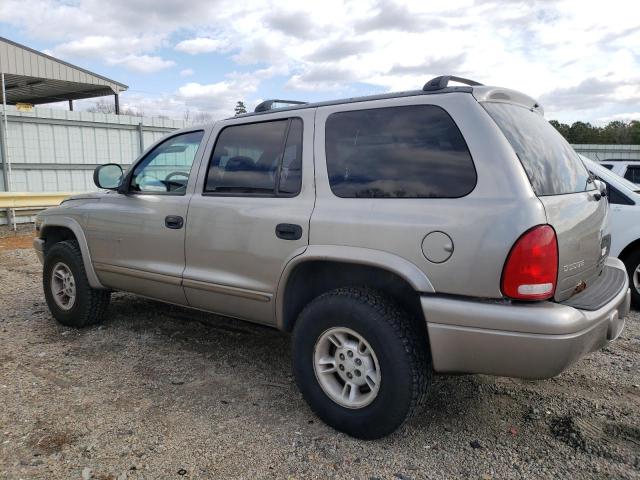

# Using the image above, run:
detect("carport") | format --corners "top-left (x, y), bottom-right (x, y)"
top-left (0, 36), bottom-right (128, 224)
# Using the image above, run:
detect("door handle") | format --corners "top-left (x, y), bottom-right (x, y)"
top-left (165, 215), bottom-right (184, 229)
top-left (275, 223), bottom-right (302, 240)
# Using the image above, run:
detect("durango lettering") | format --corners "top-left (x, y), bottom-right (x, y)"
top-left (563, 260), bottom-right (585, 272)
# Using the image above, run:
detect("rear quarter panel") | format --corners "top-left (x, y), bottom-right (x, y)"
top-left (311, 93), bottom-right (547, 299)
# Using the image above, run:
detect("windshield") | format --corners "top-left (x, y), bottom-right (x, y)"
top-left (484, 102), bottom-right (594, 196)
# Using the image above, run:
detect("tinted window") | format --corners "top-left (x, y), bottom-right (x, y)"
top-left (278, 119), bottom-right (303, 195)
top-left (205, 119), bottom-right (302, 195)
top-left (484, 103), bottom-right (593, 196)
top-left (130, 130), bottom-right (204, 194)
top-left (607, 184), bottom-right (635, 205)
top-left (624, 166), bottom-right (640, 184)
top-left (601, 164), bottom-right (614, 170)
top-left (325, 105), bottom-right (476, 198)
top-left (589, 170), bottom-right (635, 206)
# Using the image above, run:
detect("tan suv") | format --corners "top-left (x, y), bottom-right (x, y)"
top-left (34, 76), bottom-right (630, 439)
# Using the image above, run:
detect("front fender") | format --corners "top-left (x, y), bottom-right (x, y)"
top-left (39, 216), bottom-right (106, 290)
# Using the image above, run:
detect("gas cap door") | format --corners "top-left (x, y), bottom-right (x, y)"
top-left (421, 231), bottom-right (454, 263)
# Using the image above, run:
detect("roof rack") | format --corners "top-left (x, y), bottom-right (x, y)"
top-left (254, 99), bottom-right (308, 113)
top-left (422, 75), bottom-right (483, 92)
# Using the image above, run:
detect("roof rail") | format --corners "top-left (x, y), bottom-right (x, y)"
top-left (254, 99), bottom-right (308, 113)
top-left (422, 75), bottom-right (484, 92)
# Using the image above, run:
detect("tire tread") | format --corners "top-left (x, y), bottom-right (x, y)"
top-left (44, 240), bottom-right (110, 327)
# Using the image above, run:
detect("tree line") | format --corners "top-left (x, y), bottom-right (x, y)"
top-left (550, 119), bottom-right (640, 145)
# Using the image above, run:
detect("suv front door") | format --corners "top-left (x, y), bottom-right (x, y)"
top-left (183, 111), bottom-right (315, 325)
top-left (86, 129), bottom-right (208, 305)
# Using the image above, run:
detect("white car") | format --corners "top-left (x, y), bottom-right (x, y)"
top-left (596, 159), bottom-right (640, 185)
top-left (583, 156), bottom-right (640, 306)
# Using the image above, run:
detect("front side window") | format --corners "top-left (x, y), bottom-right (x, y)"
top-left (624, 166), bottom-right (640, 184)
top-left (205, 118), bottom-right (303, 195)
top-left (130, 130), bottom-right (204, 194)
top-left (607, 184), bottom-right (635, 205)
top-left (325, 105), bottom-right (476, 198)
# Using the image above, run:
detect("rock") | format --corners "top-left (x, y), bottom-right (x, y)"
top-left (394, 474), bottom-right (412, 480)
top-left (470, 440), bottom-right (483, 449)
top-left (81, 467), bottom-right (93, 480)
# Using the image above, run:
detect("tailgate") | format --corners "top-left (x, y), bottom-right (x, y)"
top-left (538, 193), bottom-right (608, 302)
top-left (482, 100), bottom-right (608, 303)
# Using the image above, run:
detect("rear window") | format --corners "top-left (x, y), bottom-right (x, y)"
top-left (325, 105), bottom-right (476, 198)
top-left (484, 103), bottom-right (593, 196)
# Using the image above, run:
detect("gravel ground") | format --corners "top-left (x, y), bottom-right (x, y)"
top-left (0, 242), bottom-right (639, 479)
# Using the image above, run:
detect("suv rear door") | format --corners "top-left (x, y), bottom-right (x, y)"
top-left (483, 102), bottom-right (607, 301)
top-left (183, 110), bottom-right (315, 325)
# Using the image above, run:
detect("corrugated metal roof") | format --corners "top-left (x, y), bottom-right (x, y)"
top-left (0, 37), bottom-right (128, 104)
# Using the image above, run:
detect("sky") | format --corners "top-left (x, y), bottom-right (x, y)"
top-left (0, 0), bottom-right (639, 124)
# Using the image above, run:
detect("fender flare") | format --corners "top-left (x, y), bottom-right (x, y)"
top-left (275, 245), bottom-right (435, 329)
top-left (40, 216), bottom-right (106, 290)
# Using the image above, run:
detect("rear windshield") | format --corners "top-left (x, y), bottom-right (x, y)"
top-left (483, 102), bottom-right (593, 196)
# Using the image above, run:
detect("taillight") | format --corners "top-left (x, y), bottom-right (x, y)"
top-left (501, 225), bottom-right (558, 301)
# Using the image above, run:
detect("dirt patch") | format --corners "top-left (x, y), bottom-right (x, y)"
top-left (28, 427), bottom-right (76, 455)
top-left (0, 233), bottom-right (34, 251)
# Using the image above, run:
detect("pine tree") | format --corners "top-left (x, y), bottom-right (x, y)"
top-left (234, 101), bottom-right (247, 116)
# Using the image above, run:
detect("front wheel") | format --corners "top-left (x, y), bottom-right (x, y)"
top-left (623, 249), bottom-right (640, 307)
top-left (292, 288), bottom-right (431, 439)
top-left (43, 240), bottom-right (110, 327)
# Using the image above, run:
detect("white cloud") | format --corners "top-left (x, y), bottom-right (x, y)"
top-left (180, 68), bottom-right (195, 77)
top-left (50, 35), bottom-right (174, 73)
top-left (597, 112), bottom-right (640, 124)
top-left (1, 0), bottom-right (639, 122)
top-left (175, 72), bottom-right (262, 119)
top-left (108, 55), bottom-right (176, 73)
top-left (175, 37), bottom-right (227, 55)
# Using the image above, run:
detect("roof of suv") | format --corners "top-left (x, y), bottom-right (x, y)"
top-left (230, 75), bottom-right (542, 120)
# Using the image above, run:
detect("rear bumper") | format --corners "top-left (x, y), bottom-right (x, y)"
top-left (33, 237), bottom-right (45, 264)
top-left (423, 257), bottom-right (630, 379)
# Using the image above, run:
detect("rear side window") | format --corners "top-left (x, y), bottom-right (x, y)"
top-left (325, 105), bottom-right (476, 198)
top-left (204, 118), bottom-right (303, 195)
top-left (601, 164), bottom-right (614, 170)
top-left (484, 103), bottom-right (593, 196)
top-left (624, 166), bottom-right (640, 184)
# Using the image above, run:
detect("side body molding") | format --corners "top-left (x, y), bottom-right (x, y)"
top-left (275, 245), bottom-right (435, 329)
top-left (40, 216), bottom-right (107, 290)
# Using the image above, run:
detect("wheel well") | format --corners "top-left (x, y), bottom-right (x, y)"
top-left (40, 226), bottom-right (77, 254)
top-left (619, 238), bottom-right (640, 263)
top-left (281, 261), bottom-right (426, 333)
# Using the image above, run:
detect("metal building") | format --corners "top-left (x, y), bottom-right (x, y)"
top-left (0, 36), bottom-right (127, 109)
top-left (0, 37), bottom-right (184, 226)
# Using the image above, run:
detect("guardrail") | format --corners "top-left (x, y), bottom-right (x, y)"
top-left (0, 192), bottom-right (78, 230)
top-left (0, 192), bottom-right (77, 208)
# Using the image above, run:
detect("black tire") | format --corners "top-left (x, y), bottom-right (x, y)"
top-left (623, 249), bottom-right (640, 307)
top-left (43, 240), bottom-right (110, 327)
top-left (292, 287), bottom-right (431, 439)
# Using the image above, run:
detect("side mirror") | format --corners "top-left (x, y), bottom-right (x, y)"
top-left (94, 163), bottom-right (123, 190)
top-left (594, 179), bottom-right (607, 197)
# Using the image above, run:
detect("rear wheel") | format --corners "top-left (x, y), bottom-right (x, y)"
top-left (623, 249), bottom-right (640, 307)
top-left (43, 240), bottom-right (110, 327)
top-left (292, 287), bottom-right (431, 439)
